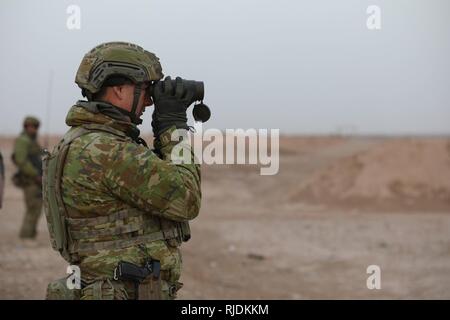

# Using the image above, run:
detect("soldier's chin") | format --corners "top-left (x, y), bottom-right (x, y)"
top-left (137, 110), bottom-right (146, 124)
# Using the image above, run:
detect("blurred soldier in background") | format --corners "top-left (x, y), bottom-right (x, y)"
top-left (0, 151), bottom-right (4, 209)
top-left (12, 116), bottom-right (43, 238)
top-left (44, 42), bottom-right (201, 300)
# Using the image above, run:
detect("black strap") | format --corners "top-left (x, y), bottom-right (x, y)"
top-left (130, 85), bottom-right (143, 125)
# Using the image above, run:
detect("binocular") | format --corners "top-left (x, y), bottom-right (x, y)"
top-left (148, 77), bottom-right (211, 123)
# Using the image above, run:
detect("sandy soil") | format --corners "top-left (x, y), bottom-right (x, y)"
top-left (0, 135), bottom-right (449, 299)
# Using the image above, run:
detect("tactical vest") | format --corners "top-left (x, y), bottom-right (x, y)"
top-left (11, 134), bottom-right (43, 187)
top-left (43, 124), bottom-right (190, 264)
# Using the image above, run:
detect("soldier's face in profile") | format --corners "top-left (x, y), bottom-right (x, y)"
top-left (25, 125), bottom-right (39, 138)
top-left (118, 83), bottom-right (153, 121)
top-left (135, 82), bottom-right (153, 117)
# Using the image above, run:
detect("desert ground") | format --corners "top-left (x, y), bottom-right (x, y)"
top-left (0, 134), bottom-right (449, 299)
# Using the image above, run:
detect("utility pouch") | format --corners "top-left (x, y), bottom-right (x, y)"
top-left (160, 219), bottom-right (191, 247)
top-left (46, 277), bottom-right (81, 300)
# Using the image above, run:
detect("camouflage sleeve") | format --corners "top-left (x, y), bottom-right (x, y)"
top-left (13, 136), bottom-right (39, 177)
top-left (104, 127), bottom-right (201, 222)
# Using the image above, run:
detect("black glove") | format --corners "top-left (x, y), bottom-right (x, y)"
top-left (151, 76), bottom-right (195, 138)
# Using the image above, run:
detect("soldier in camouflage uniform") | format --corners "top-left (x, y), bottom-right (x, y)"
top-left (12, 116), bottom-right (43, 238)
top-left (44, 42), bottom-right (201, 300)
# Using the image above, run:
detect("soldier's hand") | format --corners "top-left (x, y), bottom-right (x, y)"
top-left (151, 77), bottom-right (193, 138)
top-left (153, 76), bottom-right (195, 114)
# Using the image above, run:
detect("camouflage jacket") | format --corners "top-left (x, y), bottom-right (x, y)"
top-left (13, 132), bottom-right (42, 180)
top-left (53, 102), bottom-right (201, 282)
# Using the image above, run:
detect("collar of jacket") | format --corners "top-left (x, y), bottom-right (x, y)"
top-left (21, 131), bottom-right (37, 141)
top-left (65, 100), bottom-right (142, 142)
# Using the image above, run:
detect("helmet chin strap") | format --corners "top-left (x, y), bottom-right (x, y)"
top-left (119, 84), bottom-right (143, 125)
top-left (131, 84), bottom-right (143, 124)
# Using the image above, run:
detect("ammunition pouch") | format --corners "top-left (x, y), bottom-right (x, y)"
top-left (81, 278), bottom-right (128, 300)
top-left (46, 277), bottom-right (81, 300)
top-left (160, 219), bottom-right (191, 247)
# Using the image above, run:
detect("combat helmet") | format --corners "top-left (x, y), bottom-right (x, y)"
top-left (75, 41), bottom-right (164, 124)
top-left (23, 116), bottom-right (40, 128)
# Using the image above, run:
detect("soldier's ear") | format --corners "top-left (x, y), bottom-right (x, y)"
top-left (111, 85), bottom-right (125, 100)
top-left (112, 84), bottom-right (134, 102)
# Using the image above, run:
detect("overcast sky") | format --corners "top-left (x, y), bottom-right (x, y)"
top-left (0, 0), bottom-right (449, 135)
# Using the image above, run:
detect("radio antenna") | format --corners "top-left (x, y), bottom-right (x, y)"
top-left (44, 69), bottom-right (54, 149)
